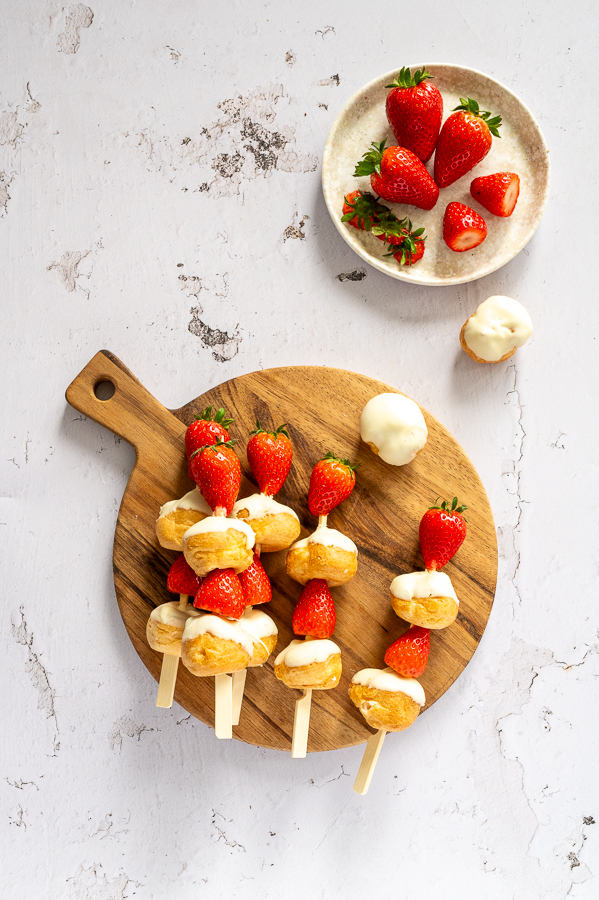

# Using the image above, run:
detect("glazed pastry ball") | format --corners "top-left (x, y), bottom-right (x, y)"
top-left (390, 570), bottom-right (458, 630)
top-left (155, 488), bottom-right (212, 551)
top-left (349, 667), bottom-right (425, 731)
top-left (274, 639), bottom-right (342, 690)
top-left (232, 493), bottom-right (300, 552)
top-left (460, 295), bottom-right (533, 364)
top-left (360, 393), bottom-right (428, 466)
top-left (181, 614), bottom-right (254, 677)
top-left (285, 525), bottom-right (358, 587)
top-left (146, 601), bottom-right (202, 656)
top-left (183, 516), bottom-right (255, 577)
top-left (239, 607), bottom-right (278, 667)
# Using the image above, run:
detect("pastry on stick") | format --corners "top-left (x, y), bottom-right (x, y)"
top-left (181, 614), bottom-right (253, 677)
top-left (239, 607), bottom-right (278, 668)
top-left (274, 638), bottom-right (342, 691)
top-left (155, 488), bottom-right (211, 551)
top-left (286, 525), bottom-right (357, 586)
top-left (460, 295), bottom-right (532, 364)
top-left (233, 493), bottom-right (300, 552)
top-left (349, 667), bottom-right (425, 731)
top-left (147, 601), bottom-right (202, 657)
top-left (185, 406), bottom-right (233, 479)
top-left (183, 516), bottom-right (255, 576)
top-left (390, 570), bottom-right (458, 629)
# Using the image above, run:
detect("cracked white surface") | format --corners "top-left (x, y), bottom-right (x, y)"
top-left (1, 2), bottom-right (598, 898)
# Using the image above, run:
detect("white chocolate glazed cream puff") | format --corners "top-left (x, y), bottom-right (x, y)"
top-left (360, 393), bottom-right (428, 466)
top-left (232, 493), bottom-right (300, 552)
top-left (238, 607), bottom-right (278, 667)
top-left (146, 601), bottom-right (202, 657)
top-left (181, 614), bottom-right (254, 676)
top-left (182, 516), bottom-right (255, 577)
top-left (460, 295), bottom-right (533, 364)
top-left (274, 638), bottom-right (342, 690)
top-left (349, 667), bottom-right (425, 732)
top-left (390, 570), bottom-right (458, 630)
top-left (155, 488), bottom-right (212, 551)
top-left (285, 525), bottom-right (358, 587)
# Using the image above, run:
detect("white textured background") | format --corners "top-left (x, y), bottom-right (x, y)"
top-left (1, 2), bottom-right (598, 898)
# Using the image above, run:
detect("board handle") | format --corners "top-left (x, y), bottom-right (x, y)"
top-left (65, 350), bottom-right (186, 459)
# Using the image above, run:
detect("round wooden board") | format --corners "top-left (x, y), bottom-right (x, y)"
top-left (66, 351), bottom-right (497, 753)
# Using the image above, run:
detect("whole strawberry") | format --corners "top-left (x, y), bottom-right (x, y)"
top-left (185, 406), bottom-right (233, 479)
top-left (239, 551), bottom-right (272, 606)
top-left (354, 140), bottom-right (439, 210)
top-left (189, 439), bottom-right (241, 515)
top-left (385, 66), bottom-right (443, 163)
top-left (167, 554), bottom-right (203, 596)
top-left (308, 452), bottom-right (358, 517)
top-left (419, 497), bottom-right (467, 570)
top-left (247, 422), bottom-right (293, 496)
top-left (193, 568), bottom-right (245, 619)
top-left (341, 190), bottom-right (390, 231)
top-left (374, 217), bottom-right (426, 266)
top-left (384, 625), bottom-right (430, 678)
top-left (292, 579), bottom-right (336, 638)
top-left (434, 97), bottom-right (502, 188)
top-left (470, 172), bottom-right (520, 217)
top-left (443, 202), bottom-right (487, 252)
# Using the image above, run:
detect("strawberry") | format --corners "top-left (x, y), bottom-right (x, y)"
top-left (434, 97), bottom-right (502, 188)
top-left (167, 554), bottom-right (203, 595)
top-left (193, 568), bottom-right (245, 619)
top-left (374, 217), bottom-right (426, 266)
top-left (246, 422), bottom-right (293, 496)
top-left (292, 579), bottom-right (336, 638)
top-left (470, 172), bottom-right (520, 217)
top-left (384, 625), bottom-right (430, 678)
top-left (341, 190), bottom-right (389, 231)
top-left (354, 140), bottom-right (439, 210)
top-left (189, 439), bottom-right (241, 515)
top-left (443, 202), bottom-right (487, 252)
top-left (385, 66), bottom-right (443, 163)
top-left (185, 406), bottom-right (233, 479)
top-left (308, 452), bottom-right (358, 517)
top-left (239, 551), bottom-right (272, 606)
top-left (419, 497), bottom-right (467, 570)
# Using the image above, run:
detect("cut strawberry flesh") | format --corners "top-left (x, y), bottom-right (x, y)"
top-left (450, 228), bottom-right (486, 251)
top-left (501, 177), bottom-right (519, 215)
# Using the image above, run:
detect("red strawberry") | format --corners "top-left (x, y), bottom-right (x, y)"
top-left (246, 422), bottom-right (293, 496)
top-left (470, 172), bottom-right (520, 217)
top-left (434, 97), bottom-right (502, 188)
top-left (308, 452), bottom-right (358, 517)
top-left (341, 190), bottom-right (390, 231)
top-left (185, 406), bottom-right (233, 479)
top-left (189, 439), bottom-right (241, 515)
top-left (419, 497), bottom-right (467, 570)
top-left (443, 202), bottom-right (487, 252)
top-left (167, 554), bottom-right (203, 595)
top-left (384, 625), bottom-right (430, 678)
top-left (292, 579), bottom-right (336, 638)
top-left (193, 568), bottom-right (245, 619)
top-left (239, 551), bottom-right (272, 606)
top-left (354, 140), bottom-right (439, 210)
top-left (385, 66), bottom-right (443, 163)
top-left (374, 217), bottom-right (426, 266)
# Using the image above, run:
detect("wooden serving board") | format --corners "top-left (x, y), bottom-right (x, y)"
top-left (66, 350), bottom-right (497, 753)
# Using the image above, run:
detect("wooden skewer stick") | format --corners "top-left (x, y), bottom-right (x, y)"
top-left (317, 515), bottom-right (327, 527)
top-left (353, 729), bottom-right (387, 795)
top-left (231, 668), bottom-right (247, 726)
top-left (291, 688), bottom-right (313, 758)
top-left (214, 673), bottom-right (233, 739)
top-left (156, 593), bottom-right (189, 709)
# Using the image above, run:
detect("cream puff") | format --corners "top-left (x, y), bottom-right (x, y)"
top-left (360, 393), bottom-right (428, 466)
top-left (146, 601), bottom-right (202, 656)
top-left (349, 667), bottom-right (425, 731)
top-left (181, 614), bottom-right (254, 677)
top-left (182, 516), bottom-right (255, 577)
top-left (460, 295), bottom-right (533, 364)
top-left (274, 638), bottom-right (342, 690)
top-left (232, 493), bottom-right (300, 552)
top-left (238, 607), bottom-right (278, 667)
top-left (286, 525), bottom-right (358, 587)
top-left (155, 488), bottom-right (212, 551)
top-left (390, 570), bottom-right (458, 629)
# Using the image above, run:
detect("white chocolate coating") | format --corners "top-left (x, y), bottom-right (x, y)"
top-left (275, 638), bottom-right (340, 668)
top-left (182, 614), bottom-right (255, 656)
top-left (289, 525), bottom-right (357, 555)
top-left (183, 515), bottom-right (256, 548)
top-left (158, 488), bottom-right (211, 520)
top-left (463, 295), bottom-right (533, 362)
top-left (233, 493), bottom-right (299, 521)
top-left (351, 667), bottom-right (425, 706)
top-left (149, 601), bottom-right (202, 627)
top-left (239, 607), bottom-right (278, 640)
top-left (360, 393), bottom-right (428, 466)
top-left (390, 570), bottom-right (458, 604)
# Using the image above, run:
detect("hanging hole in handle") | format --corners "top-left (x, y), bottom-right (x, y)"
top-left (94, 380), bottom-right (116, 401)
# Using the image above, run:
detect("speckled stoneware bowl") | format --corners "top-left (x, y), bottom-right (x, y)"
top-left (322, 63), bottom-right (550, 286)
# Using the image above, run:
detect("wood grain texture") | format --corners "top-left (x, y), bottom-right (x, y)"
top-left (65, 350), bottom-right (498, 753)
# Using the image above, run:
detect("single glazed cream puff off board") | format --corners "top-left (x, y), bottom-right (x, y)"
top-left (66, 352), bottom-right (498, 752)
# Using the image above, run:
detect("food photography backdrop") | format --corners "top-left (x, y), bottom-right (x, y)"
top-left (1, 1), bottom-right (597, 898)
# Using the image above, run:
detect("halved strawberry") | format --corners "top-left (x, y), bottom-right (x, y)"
top-left (292, 579), bottom-right (336, 638)
top-left (470, 172), bottom-right (520, 217)
top-left (193, 568), bottom-right (245, 619)
top-left (167, 554), bottom-right (203, 595)
top-left (384, 625), bottom-right (430, 677)
top-left (239, 551), bottom-right (272, 606)
top-left (443, 202), bottom-right (487, 252)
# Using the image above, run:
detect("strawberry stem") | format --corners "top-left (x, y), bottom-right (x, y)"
top-left (354, 140), bottom-right (387, 178)
top-left (452, 97), bottom-right (502, 137)
top-left (385, 66), bottom-right (433, 89)
top-left (249, 420), bottom-right (290, 440)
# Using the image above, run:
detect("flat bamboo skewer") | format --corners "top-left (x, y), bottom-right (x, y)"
top-left (231, 668), bottom-right (247, 725)
top-left (353, 729), bottom-right (387, 795)
top-left (156, 593), bottom-right (188, 709)
top-left (214, 673), bottom-right (233, 739)
top-left (291, 688), bottom-right (313, 758)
